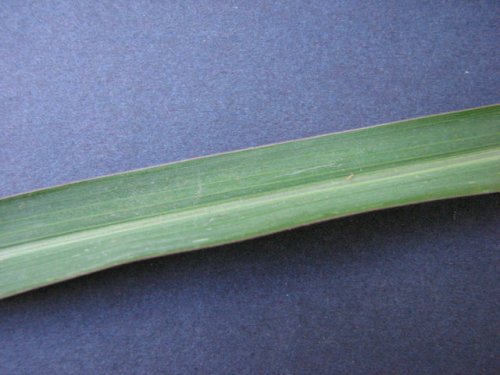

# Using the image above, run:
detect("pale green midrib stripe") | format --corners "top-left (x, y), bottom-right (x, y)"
top-left (2, 147), bottom-right (498, 262)
top-left (0, 142), bottom-right (500, 253)
top-left (2, 140), bottom-right (499, 240)
top-left (1, 114), bottom-right (497, 222)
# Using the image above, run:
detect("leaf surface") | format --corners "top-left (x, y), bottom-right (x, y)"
top-left (1, 105), bottom-right (499, 299)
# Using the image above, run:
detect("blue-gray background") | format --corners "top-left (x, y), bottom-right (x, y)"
top-left (0, 1), bottom-right (498, 374)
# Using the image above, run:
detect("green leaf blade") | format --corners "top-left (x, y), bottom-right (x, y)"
top-left (1, 105), bottom-right (499, 299)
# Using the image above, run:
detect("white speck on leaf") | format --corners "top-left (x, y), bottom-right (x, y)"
top-left (192, 238), bottom-right (209, 244)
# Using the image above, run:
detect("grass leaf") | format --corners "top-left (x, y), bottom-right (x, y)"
top-left (1, 105), bottom-right (499, 299)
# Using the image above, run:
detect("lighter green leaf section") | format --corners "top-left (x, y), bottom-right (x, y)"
top-left (1, 105), bottom-right (499, 299)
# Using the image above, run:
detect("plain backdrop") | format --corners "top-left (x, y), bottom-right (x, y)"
top-left (0, 1), bottom-right (499, 374)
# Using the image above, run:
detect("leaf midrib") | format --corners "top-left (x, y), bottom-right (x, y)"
top-left (2, 134), bottom-right (497, 250)
top-left (2, 146), bottom-right (498, 261)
